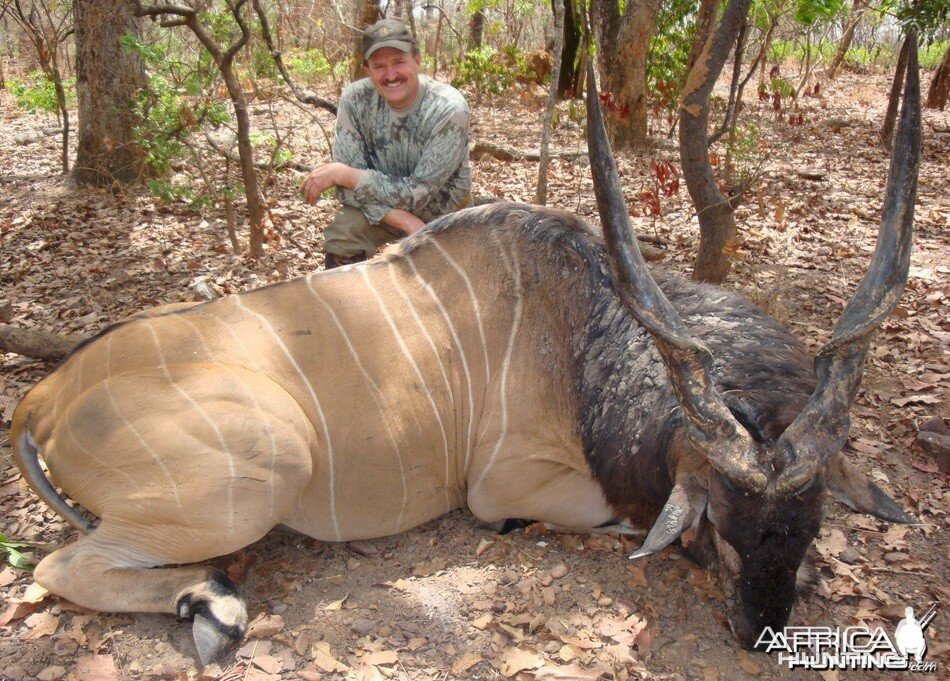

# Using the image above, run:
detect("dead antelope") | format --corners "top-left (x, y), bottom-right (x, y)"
top-left (11, 46), bottom-right (920, 664)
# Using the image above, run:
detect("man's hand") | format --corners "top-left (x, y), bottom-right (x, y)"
top-left (383, 209), bottom-right (426, 235)
top-left (301, 162), bottom-right (361, 204)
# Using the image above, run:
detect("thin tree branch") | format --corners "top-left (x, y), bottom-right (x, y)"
top-left (250, 0), bottom-right (337, 114)
top-left (134, 2), bottom-right (197, 17)
top-left (709, 16), bottom-right (748, 146)
top-left (222, 0), bottom-right (250, 66)
top-left (536, 0), bottom-right (565, 205)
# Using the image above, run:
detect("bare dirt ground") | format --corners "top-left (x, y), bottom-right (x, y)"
top-left (0, 67), bottom-right (948, 681)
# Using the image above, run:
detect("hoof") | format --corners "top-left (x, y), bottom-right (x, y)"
top-left (176, 572), bottom-right (248, 665)
top-left (477, 518), bottom-right (533, 534)
top-left (193, 613), bottom-right (240, 666)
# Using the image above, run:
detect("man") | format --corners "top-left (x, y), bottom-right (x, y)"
top-left (302, 19), bottom-right (472, 268)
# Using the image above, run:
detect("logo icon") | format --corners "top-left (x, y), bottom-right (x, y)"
top-left (376, 27), bottom-right (390, 37)
top-left (895, 604), bottom-right (936, 663)
top-left (756, 602), bottom-right (938, 672)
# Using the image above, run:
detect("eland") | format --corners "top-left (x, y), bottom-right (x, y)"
top-left (10, 45), bottom-right (921, 664)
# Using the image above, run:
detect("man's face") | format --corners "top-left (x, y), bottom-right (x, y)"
top-left (366, 47), bottom-right (422, 110)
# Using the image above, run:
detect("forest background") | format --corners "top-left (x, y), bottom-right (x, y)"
top-left (0, 1), bottom-right (947, 679)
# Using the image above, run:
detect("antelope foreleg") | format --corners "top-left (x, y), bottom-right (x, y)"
top-left (543, 521), bottom-right (647, 537)
top-left (34, 529), bottom-right (248, 664)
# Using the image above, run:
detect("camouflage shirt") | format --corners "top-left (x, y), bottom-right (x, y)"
top-left (333, 75), bottom-right (471, 225)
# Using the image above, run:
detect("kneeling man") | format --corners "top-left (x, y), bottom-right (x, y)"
top-left (302, 19), bottom-right (472, 268)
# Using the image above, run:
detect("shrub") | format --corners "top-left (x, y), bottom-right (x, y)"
top-left (122, 34), bottom-right (231, 207)
top-left (770, 77), bottom-right (796, 98)
top-left (251, 44), bottom-right (279, 79)
top-left (723, 121), bottom-right (764, 188)
top-left (648, 0), bottom-right (697, 111)
top-left (451, 46), bottom-right (516, 98)
top-left (768, 40), bottom-right (795, 63)
top-left (843, 43), bottom-right (896, 69)
top-left (920, 40), bottom-right (948, 70)
top-left (132, 74), bottom-right (230, 175)
top-left (9, 71), bottom-right (75, 113)
top-left (287, 48), bottom-right (332, 84)
top-left (512, 48), bottom-right (552, 85)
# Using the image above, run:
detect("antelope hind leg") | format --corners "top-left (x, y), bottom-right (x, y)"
top-left (34, 526), bottom-right (247, 664)
top-left (26, 368), bottom-right (316, 663)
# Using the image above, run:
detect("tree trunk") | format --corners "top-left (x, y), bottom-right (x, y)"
top-left (350, 0), bottom-right (379, 80)
top-left (827, 0), bottom-right (867, 80)
top-left (71, 0), bottom-right (148, 186)
top-left (571, 45), bottom-right (588, 99)
top-left (220, 62), bottom-right (265, 256)
top-left (926, 42), bottom-right (950, 110)
top-left (679, 0), bottom-right (752, 283)
top-left (393, 0), bottom-right (407, 21)
top-left (758, 16), bottom-right (777, 92)
top-left (881, 34), bottom-right (911, 148)
top-left (0, 324), bottom-right (83, 362)
top-left (796, 28), bottom-right (812, 96)
top-left (592, 0), bottom-right (662, 149)
top-left (52, 66), bottom-right (70, 174)
top-left (555, 0), bottom-right (582, 98)
top-left (431, 4), bottom-right (443, 77)
top-left (403, 0), bottom-right (417, 41)
top-left (687, 0), bottom-right (718, 74)
top-left (8, 3), bottom-right (72, 173)
top-left (536, 0), bottom-right (564, 205)
top-left (469, 9), bottom-right (485, 50)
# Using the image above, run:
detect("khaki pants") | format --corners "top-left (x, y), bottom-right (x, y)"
top-left (323, 194), bottom-right (472, 259)
top-left (322, 206), bottom-right (404, 259)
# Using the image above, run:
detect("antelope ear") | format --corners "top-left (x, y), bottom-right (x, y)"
top-left (826, 454), bottom-right (918, 525)
top-left (630, 480), bottom-right (708, 560)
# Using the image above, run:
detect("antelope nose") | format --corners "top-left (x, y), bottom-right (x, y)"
top-left (728, 604), bottom-right (766, 651)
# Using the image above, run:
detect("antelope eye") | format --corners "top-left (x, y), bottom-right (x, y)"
top-left (791, 477), bottom-right (819, 496)
top-left (719, 476), bottom-right (741, 494)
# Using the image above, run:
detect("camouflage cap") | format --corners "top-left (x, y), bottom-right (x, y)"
top-left (362, 19), bottom-right (416, 62)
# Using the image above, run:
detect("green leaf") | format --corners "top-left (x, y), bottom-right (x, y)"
top-left (794, 0), bottom-right (844, 26)
top-left (1, 534), bottom-right (36, 570)
top-left (4, 547), bottom-right (34, 571)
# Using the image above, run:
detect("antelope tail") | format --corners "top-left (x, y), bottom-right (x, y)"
top-left (12, 422), bottom-right (96, 534)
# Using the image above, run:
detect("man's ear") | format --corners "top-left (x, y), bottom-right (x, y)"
top-left (413, 51), bottom-right (422, 67)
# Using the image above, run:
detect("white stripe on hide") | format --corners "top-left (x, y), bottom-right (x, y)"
top-left (406, 254), bottom-right (476, 475)
top-left (104, 334), bottom-right (186, 521)
top-left (387, 263), bottom-right (456, 417)
top-left (178, 316), bottom-right (281, 522)
top-left (360, 268), bottom-right (452, 510)
top-left (65, 349), bottom-right (147, 500)
top-left (145, 321), bottom-right (238, 537)
top-left (431, 239), bottom-right (491, 384)
top-left (305, 275), bottom-right (410, 531)
top-left (471, 232), bottom-right (523, 492)
top-left (232, 297), bottom-right (342, 540)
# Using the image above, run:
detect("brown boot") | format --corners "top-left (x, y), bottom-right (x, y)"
top-left (324, 252), bottom-right (368, 269)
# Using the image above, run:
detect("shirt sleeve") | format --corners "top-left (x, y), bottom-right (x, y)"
top-left (351, 106), bottom-right (470, 218)
top-left (331, 96), bottom-right (393, 225)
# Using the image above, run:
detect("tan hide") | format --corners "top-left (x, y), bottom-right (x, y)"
top-left (13, 208), bottom-right (614, 591)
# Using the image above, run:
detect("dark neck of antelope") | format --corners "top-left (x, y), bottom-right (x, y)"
top-left (572, 260), bottom-right (815, 524)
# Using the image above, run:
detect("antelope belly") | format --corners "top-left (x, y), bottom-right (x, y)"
top-left (283, 447), bottom-right (464, 541)
top-left (466, 456), bottom-right (615, 529)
